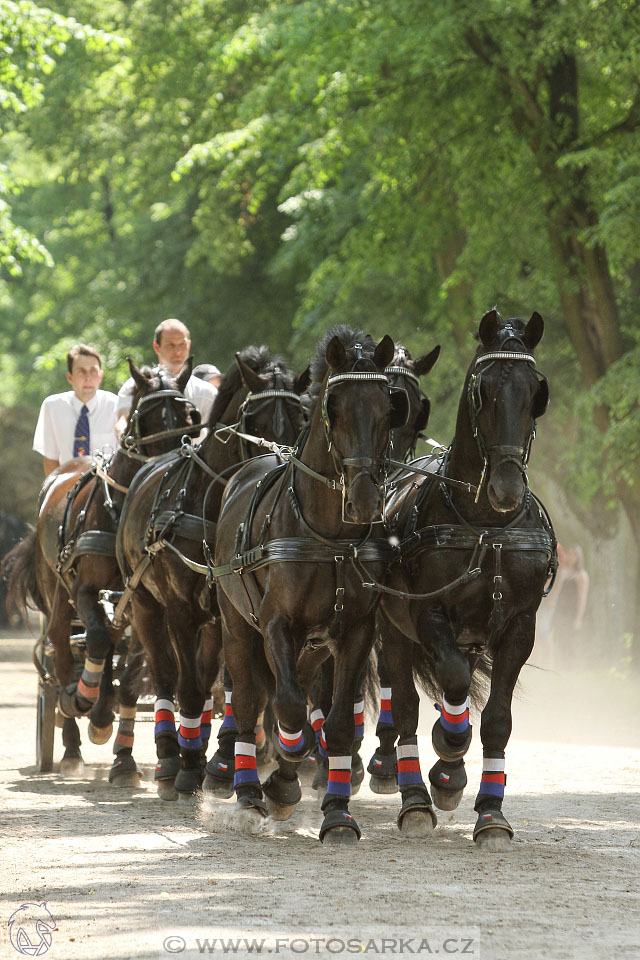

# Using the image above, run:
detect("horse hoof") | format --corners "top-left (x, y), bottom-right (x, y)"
top-left (88, 721), bottom-right (113, 745)
top-left (473, 809), bottom-right (514, 850)
top-left (264, 797), bottom-right (297, 821)
top-left (369, 775), bottom-right (399, 795)
top-left (109, 755), bottom-right (141, 788)
top-left (178, 790), bottom-right (200, 806)
top-left (203, 774), bottom-right (234, 799)
top-left (319, 808), bottom-right (361, 843)
top-left (431, 785), bottom-right (464, 811)
top-left (157, 779), bottom-right (179, 801)
top-left (399, 809), bottom-right (436, 838)
top-left (59, 756), bottom-right (85, 778)
top-left (322, 825), bottom-right (359, 845)
top-left (475, 829), bottom-right (513, 852)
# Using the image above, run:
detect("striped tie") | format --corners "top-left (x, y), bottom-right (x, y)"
top-left (73, 404), bottom-right (90, 457)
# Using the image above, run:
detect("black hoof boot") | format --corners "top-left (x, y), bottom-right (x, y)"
top-left (154, 755), bottom-right (181, 801)
top-left (429, 758), bottom-right (467, 810)
top-left (203, 751), bottom-right (235, 799)
top-left (175, 766), bottom-right (204, 803)
top-left (319, 807), bottom-right (361, 844)
top-left (262, 770), bottom-right (302, 821)
top-left (58, 684), bottom-right (92, 719)
top-left (109, 754), bottom-right (141, 787)
top-left (473, 809), bottom-right (514, 850)
top-left (398, 787), bottom-right (437, 838)
top-left (274, 721), bottom-right (316, 763)
top-left (367, 749), bottom-right (398, 794)
top-left (431, 718), bottom-right (472, 762)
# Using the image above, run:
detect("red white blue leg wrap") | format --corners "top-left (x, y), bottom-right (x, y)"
top-left (234, 740), bottom-right (260, 790)
top-left (310, 708), bottom-right (328, 759)
top-left (114, 704), bottom-right (136, 753)
top-left (396, 737), bottom-right (425, 789)
top-left (277, 722), bottom-right (305, 755)
top-left (478, 756), bottom-right (506, 801)
top-left (154, 698), bottom-right (177, 740)
top-left (200, 697), bottom-right (213, 742)
top-left (220, 690), bottom-right (237, 732)
top-left (437, 695), bottom-right (470, 735)
top-left (376, 686), bottom-right (393, 729)
top-left (178, 712), bottom-right (202, 751)
top-left (325, 755), bottom-right (352, 800)
top-left (353, 696), bottom-right (365, 740)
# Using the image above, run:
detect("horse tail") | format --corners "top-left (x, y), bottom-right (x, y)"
top-left (1, 529), bottom-right (45, 619)
top-left (410, 642), bottom-right (490, 712)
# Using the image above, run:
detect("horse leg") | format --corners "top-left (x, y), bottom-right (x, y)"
top-left (131, 590), bottom-right (180, 800)
top-left (203, 665), bottom-right (237, 798)
top-left (367, 645), bottom-right (399, 794)
top-left (221, 596), bottom-right (269, 826)
top-left (59, 584), bottom-right (113, 736)
top-left (109, 629), bottom-right (145, 787)
top-left (473, 613), bottom-right (535, 852)
top-left (259, 612), bottom-right (313, 821)
top-left (422, 610), bottom-right (473, 812)
top-left (88, 648), bottom-right (116, 745)
top-left (318, 620), bottom-right (376, 845)
top-left (46, 592), bottom-right (84, 776)
top-left (166, 603), bottom-right (208, 803)
top-left (378, 617), bottom-right (436, 837)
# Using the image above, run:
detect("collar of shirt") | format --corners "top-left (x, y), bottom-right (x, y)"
top-left (70, 392), bottom-right (100, 415)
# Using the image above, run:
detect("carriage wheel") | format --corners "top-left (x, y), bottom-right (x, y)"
top-left (36, 674), bottom-right (56, 772)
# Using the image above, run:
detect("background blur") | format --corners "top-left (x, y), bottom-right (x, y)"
top-left (0, 0), bottom-right (638, 671)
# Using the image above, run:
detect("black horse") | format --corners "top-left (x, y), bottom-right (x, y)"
top-left (6, 360), bottom-right (199, 775)
top-left (306, 341), bottom-right (441, 794)
top-left (212, 326), bottom-right (407, 843)
top-left (115, 347), bottom-right (308, 799)
top-left (374, 310), bottom-right (555, 846)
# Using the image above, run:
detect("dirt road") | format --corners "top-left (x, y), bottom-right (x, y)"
top-left (0, 633), bottom-right (638, 960)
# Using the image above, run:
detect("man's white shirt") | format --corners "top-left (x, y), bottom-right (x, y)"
top-left (33, 390), bottom-right (119, 465)
top-left (117, 374), bottom-right (217, 425)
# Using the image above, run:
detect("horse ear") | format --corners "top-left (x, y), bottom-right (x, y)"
top-left (235, 352), bottom-right (267, 393)
top-left (524, 312), bottom-right (544, 350)
top-left (294, 365), bottom-right (311, 395)
top-left (373, 335), bottom-right (395, 370)
top-left (533, 378), bottom-right (549, 419)
top-left (127, 357), bottom-right (153, 393)
top-left (478, 310), bottom-right (499, 347)
top-left (413, 345), bottom-right (441, 377)
top-left (176, 356), bottom-right (193, 394)
top-left (325, 336), bottom-right (346, 370)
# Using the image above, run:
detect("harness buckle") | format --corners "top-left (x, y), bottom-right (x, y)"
top-left (231, 555), bottom-right (244, 574)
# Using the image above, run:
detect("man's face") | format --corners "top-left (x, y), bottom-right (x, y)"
top-left (66, 355), bottom-right (103, 402)
top-left (153, 328), bottom-right (191, 373)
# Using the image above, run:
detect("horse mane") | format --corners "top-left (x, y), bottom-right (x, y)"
top-left (207, 345), bottom-right (295, 428)
top-left (301, 325), bottom-right (378, 421)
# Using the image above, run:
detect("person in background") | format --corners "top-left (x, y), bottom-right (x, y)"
top-left (537, 542), bottom-right (590, 669)
top-left (192, 363), bottom-right (222, 390)
top-left (32, 344), bottom-right (118, 476)
top-left (115, 318), bottom-right (217, 436)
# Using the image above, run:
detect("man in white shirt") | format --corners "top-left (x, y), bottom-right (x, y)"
top-left (33, 344), bottom-right (119, 476)
top-left (115, 318), bottom-right (217, 436)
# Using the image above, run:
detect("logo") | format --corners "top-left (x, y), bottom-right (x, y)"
top-left (8, 903), bottom-right (56, 956)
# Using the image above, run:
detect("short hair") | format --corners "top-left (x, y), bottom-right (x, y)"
top-left (154, 318), bottom-right (190, 346)
top-left (67, 344), bottom-right (102, 374)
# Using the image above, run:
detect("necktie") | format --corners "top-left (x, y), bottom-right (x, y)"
top-left (73, 404), bottom-right (90, 457)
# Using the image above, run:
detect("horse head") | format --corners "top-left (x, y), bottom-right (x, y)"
top-left (234, 350), bottom-right (309, 453)
top-left (123, 357), bottom-right (200, 458)
top-left (470, 309), bottom-right (548, 513)
top-left (309, 325), bottom-right (397, 524)
top-left (385, 343), bottom-right (440, 461)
